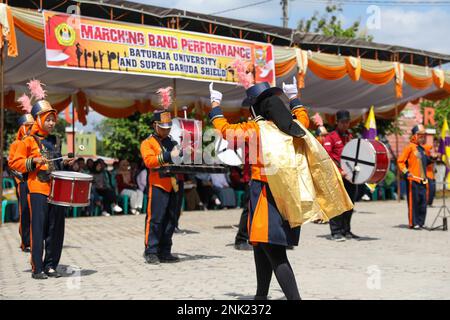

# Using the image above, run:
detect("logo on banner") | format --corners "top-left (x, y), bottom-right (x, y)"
top-left (255, 48), bottom-right (267, 67)
top-left (55, 23), bottom-right (76, 46)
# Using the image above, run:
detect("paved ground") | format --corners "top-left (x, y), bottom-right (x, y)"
top-left (1, 199), bottom-right (450, 300)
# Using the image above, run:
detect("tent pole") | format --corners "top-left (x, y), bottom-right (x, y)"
top-left (395, 105), bottom-right (400, 202)
top-left (0, 41), bottom-right (5, 225)
top-left (72, 103), bottom-right (75, 154)
top-left (173, 78), bottom-right (177, 117)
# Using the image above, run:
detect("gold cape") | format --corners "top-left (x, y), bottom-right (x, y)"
top-left (258, 120), bottom-right (354, 228)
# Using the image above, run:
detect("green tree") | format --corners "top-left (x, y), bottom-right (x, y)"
top-left (297, 3), bottom-right (373, 41)
top-left (421, 98), bottom-right (450, 132)
top-left (95, 112), bottom-right (154, 163)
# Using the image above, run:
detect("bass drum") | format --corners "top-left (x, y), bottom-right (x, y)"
top-left (170, 118), bottom-right (202, 163)
top-left (340, 139), bottom-right (390, 185)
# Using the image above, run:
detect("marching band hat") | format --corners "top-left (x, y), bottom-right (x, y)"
top-left (17, 114), bottom-right (35, 126)
top-left (152, 110), bottom-right (172, 129)
top-left (241, 82), bottom-right (283, 107)
top-left (336, 110), bottom-right (351, 122)
top-left (411, 124), bottom-right (426, 135)
top-left (31, 100), bottom-right (56, 119)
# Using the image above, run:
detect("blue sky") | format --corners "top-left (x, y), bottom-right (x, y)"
top-left (74, 0), bottom-right (450, 133)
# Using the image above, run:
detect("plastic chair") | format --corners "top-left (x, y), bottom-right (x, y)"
top-left (2, 178), bottom-right (18, 223)
top-left (2, 199), bottom-right (18, 224)
top-left (2, 177), bottom-right (15, 189)
top-left (118, 194), bottom-right (129, 215)
top-left (235, 190), bottom-right (245, 208)
top-left (142, 194), bottom-right (148, 214)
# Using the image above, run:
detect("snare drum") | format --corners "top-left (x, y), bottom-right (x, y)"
top-left (340, 139), bottom-right (390, 184)
top-left (48, 171), bottom-right (93, 207)
top-left (170, 118), bottom-right (202, 163)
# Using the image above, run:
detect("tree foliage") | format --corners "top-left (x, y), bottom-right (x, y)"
top-left (421, 98), bottom-right (450, 132)
top-left (297, 4), bottom-right (373, 41)
top-left (95, 112), bottom-right (154, 163)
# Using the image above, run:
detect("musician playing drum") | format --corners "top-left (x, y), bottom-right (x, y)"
top-left (323, 110), bottom-right (359, 241)
top-left (9, 81), bottom-right (74, 279)
top-left (140, 88), bottom-right (183, 264)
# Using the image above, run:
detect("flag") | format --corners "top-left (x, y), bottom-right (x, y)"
top-left (362, 106), bottom-right (377, 140)
top-left (438, 118), bottom-right (450, 179)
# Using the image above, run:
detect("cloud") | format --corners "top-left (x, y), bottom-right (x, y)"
top-left (368, 7), bottom-right (450, 54)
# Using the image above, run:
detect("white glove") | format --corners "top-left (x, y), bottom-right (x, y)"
top-left (282, 76), bottom-right (298, 100)
top-left (209, 83), bottom-right (223, 104)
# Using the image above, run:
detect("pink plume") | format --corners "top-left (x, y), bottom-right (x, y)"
top-left (156, 87), bottom-right (173, 110)
top-left (231, 59), bottom-right (254, 89)
top-left (413, 104), bottom-right (423, 124)
top-left (27, 79), bottom-right (47, 100)
top-left (312, 113), bottom-right (324, 127)
top-left (17, 94), bottom-right (32, 113)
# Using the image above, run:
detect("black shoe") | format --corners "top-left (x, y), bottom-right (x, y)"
top-left (159, 254), bottom-right (180, 263)
top-left (22, 247), bottom-right (31, 253)
top-left (174, 227), bottom-right (181, 234)
top-left (234, 242), bottom-right (253, 251)
top-left (143, 253), bottom-right (160, 264)
top-left (331, 234), bottom-right (345, 242)
top-left (345, 232), bottom-right (360, 240)
top-left (254, 295), bottom-right (268, 300)
top-left (45, 268), bottom-right (62, 278)
top-left (286, 245), bottom-right (294, 250)
top-left (32, 272), bottom-right (48, 280)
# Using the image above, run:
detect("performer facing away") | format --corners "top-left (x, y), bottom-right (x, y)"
top-left (9, 80), bottom-right (73, 279)
top-left (398, 124), bottom-right (433, 229)
top-left (323, 110), bottom-right (359, 241)
top-left (140, 87), bottom-right (182, 264)
top-left (8, 104), bottom-right (34, 252)
top-left (209, 76), bottom-right (352, 300)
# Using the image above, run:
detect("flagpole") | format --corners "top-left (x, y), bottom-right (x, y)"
top-left (395, 105), bottom-right (400, 202)
top-left (0, 39), bottom-right (5, 225)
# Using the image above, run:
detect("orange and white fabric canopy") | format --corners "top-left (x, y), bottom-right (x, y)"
top-left (1, 6), bottom-right (449, 125)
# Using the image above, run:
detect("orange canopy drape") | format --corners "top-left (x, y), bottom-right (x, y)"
top-left (307, 59), bottom-right (348, 81)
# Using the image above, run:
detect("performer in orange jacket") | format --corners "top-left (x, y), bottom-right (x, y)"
top-left (9, 82), bottom-right (73, 279)
top-left (397, 124), bottom-right (432, 229)
top-left (209, 78), bottom-right (308, 300)
top-left (8, 112), bottom-right (34, 252)
top-left (422, 139), bottom-right (440, 207)
top-left (140, 88), bottom-right (182, 265)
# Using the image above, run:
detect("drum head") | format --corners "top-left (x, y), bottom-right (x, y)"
top-left (340, 139), bottom-right (376, 184)
top-left (215, 137), bottom-right (243, 166)
top-left (170, 118), bottom-right (183, 145)
top-left (51, 171), bottom-right (93, 181)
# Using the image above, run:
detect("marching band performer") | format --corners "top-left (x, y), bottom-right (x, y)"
top-left (422, 139), bottom-right (440, 207)
top-left (323, 110), bottom-right (359, 241)
top-left (209, 74), bottom-right (352, 300)
top-left (8, 95), bottom-right (34, 252)
top-left (140, 87), bottom-right (182, 264)
top-left (9, 81), bottom-right (73, 279)
top-left (397, 124), bottom-right (432, 229)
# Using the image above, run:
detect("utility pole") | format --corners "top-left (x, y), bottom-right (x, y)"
top-left (281, 0), bottom-right (289, 28)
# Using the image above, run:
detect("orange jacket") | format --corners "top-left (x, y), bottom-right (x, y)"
top-left (397, 136), bottom-right (430, 183)
top-left (211, 102), bottom-right (310, 183)
top-left (140, 134), bottom-right (177, 193)
top-left (8, 125), bottom-right (32, 184)
top-left (422, 144), bottom-right (435, 180)
top-left (8, 124), bottom-right (53, 195)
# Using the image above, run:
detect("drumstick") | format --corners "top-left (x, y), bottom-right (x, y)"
top-left (46, 145), bottom-right (85, 162)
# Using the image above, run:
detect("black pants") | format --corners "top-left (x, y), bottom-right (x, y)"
top-left (253, 243), bottom-right (301, 300)
top-left (235, 184), bottom-right (250, 245)
top-left (96, 188), bottom-right (117, 214)
top-left (427, 179), bottom-right (436, 206)
top-left (407, 180), bottom-right (427, 227)
top-left (144, 186), bottom-right (178, 256)
top-left (330, 179), bottom-right (357, 236)
top-left (18, 182), bottom-right (31, 249)
top-left (28, 193), bottom-right (66, 274)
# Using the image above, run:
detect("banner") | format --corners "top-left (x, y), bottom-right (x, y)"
top-left (43, 11), bottom-right (275, 86)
